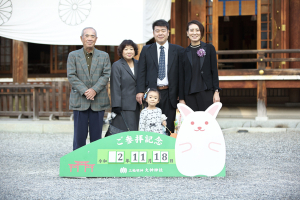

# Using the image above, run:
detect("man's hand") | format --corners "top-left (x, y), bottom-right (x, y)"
top-left (162, 121), bottom-right (167, 127)
top-left (136, 93), bottom-right (144, 105)
top-left (213, 91), bottom-right (220, 103)
top-left (85, 88), bottom-right (96, 100)
top-left (179, 100), bottom-right (186, 105)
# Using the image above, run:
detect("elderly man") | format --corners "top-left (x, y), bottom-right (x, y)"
top-left (67, 27), bottom-right (111, 150)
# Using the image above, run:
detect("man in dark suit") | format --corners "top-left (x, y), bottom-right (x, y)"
top-left (136, 19), bottom-right (183, 133)
top-left (67, 27), bottom-right (111, 150)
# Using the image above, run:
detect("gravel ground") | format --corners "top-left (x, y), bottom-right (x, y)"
top-left (0, 130), bottom-right (299, 200)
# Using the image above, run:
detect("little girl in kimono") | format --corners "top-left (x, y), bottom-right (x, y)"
top-left (139, 88), bottom-right (167, 135)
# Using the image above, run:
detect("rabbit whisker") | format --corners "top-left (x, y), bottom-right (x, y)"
top-left (208, 142), bottom-right (221, 152)
top-left (179, 142), bottom-right (192, 153)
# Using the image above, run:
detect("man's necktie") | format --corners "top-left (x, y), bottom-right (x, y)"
top-left (158, 46), bottom-right (165, 80)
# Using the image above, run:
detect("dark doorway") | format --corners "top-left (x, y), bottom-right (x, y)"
top-left (28, 43), bottom-right (50, 74)
top-left (218, 16), bottom-right (257, 69)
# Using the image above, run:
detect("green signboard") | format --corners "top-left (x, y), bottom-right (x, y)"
top-left (60, 131), bottom-right (226, 177)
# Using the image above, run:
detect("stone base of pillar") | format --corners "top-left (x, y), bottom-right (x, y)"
top-left (256, 99), bottom-right (268, 121)
top-left (255, 116), bottom-right (269, 121)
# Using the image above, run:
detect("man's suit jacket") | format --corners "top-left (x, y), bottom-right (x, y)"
top-left (67, 48), bottom-right (111, 111)
top-left (136, 43), bottom-right (184, 108)
top-left (179, 41), bottom-right (221, 100)
top-left (110, 58), bottom-right (139, 111)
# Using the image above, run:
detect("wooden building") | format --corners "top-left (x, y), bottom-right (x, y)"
top-left (0, 0), bottom-right (300, 120)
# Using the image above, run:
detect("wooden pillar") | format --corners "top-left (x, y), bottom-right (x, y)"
top-left (190, 0), bottom-right (206, 40)
top-left (170, 0), bottom-right (176, 44)
top-left (190, 0), bottom-right (204, 21)
top-left (281, 0), bottom-right (289, 69)
top-left (289, 0), bottom-right (300, 68)
top-left (134, 44), bottom-right (145, 60)
top-left (256, 80), bottom-right (268, 121)
top-left (33, 87), bottom-right (39, 120)
top-left (256, 53), bottom-right (268, 120)
top-left (257, 0), bottom-right (261, 51)
top-left (273, 0), bottom-right (281, 69)
top-left (12, 40), bottom-right (28, 83)
top-left (175, 0), bottom-right (183, 46)
top-left (114, 46), bottom-right (119, 62)
top-left (180, 0), bottom-right (189, 48)
top-left (212, 0), bottom-right (218, 51)
top-left (188, 0), bottom-right (191, 22)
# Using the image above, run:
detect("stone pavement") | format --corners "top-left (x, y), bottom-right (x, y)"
top-left (0, 130), bottom-right (299, 199)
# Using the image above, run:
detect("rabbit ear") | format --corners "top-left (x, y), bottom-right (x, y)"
top-left (205, 102), bottom-right (222, 118)
top-left (177, 103), bottom-right (194, 118)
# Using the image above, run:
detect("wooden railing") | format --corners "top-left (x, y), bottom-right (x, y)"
top-left (217, 49), bottom-right (300, 62)
top-left (216, 49), bottom-right (300, 120)
top-left (0, 82), bottom-right (72, 120)
top-left (217, 49), bottom-right (300, 75)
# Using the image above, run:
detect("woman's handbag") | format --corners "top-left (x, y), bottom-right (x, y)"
top-left (105, 112), bottom-right (130, 137)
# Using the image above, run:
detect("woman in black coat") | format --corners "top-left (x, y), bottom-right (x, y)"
top-left (110, 40), bottom-right (140, 131)
top-left (179, 20), bottom-right (221, 111)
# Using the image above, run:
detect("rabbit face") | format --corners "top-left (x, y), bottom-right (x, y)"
top-left (175, 102), bottom-right (226, 177)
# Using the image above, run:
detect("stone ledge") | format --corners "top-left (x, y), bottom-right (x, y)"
top-left (222, 127), bottom-right (300, 134)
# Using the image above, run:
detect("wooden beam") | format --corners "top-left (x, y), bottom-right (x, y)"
top-left (218, 69), bottom-right (300, 76)
top-left (217, 49), bottom-right (300, 54)
top-left (218, 57), bottom-right (300, 63)
top-left (220, 81), bottom-right (257, 88)
top-left (266, 81), bottom-right (300, 88)
top-left (12, 40), bottom-right (28, 83)
top-left (219, 80), bottom-right (300, 89)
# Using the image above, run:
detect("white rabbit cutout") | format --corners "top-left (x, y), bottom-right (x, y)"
top-left (175, 102), bottom-right (225, 177)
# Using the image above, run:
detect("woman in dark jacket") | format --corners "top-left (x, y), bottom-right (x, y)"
top-left (110, 40), bottom-right (140, 130)
top-left (179, 20), bottom-right (221, 111)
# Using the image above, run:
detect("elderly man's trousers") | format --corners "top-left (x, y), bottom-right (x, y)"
top-left (73, 107), bottom-right (104, 150)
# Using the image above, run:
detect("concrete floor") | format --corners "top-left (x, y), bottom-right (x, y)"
top-left (1, 130), bottom-right (299, 199)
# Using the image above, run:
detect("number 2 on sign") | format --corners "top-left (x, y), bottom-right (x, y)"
top-left (117, 151), bottom-right (124, 163)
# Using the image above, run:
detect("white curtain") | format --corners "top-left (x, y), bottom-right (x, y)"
top-left (0, 0), bottom-right (171, 45)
